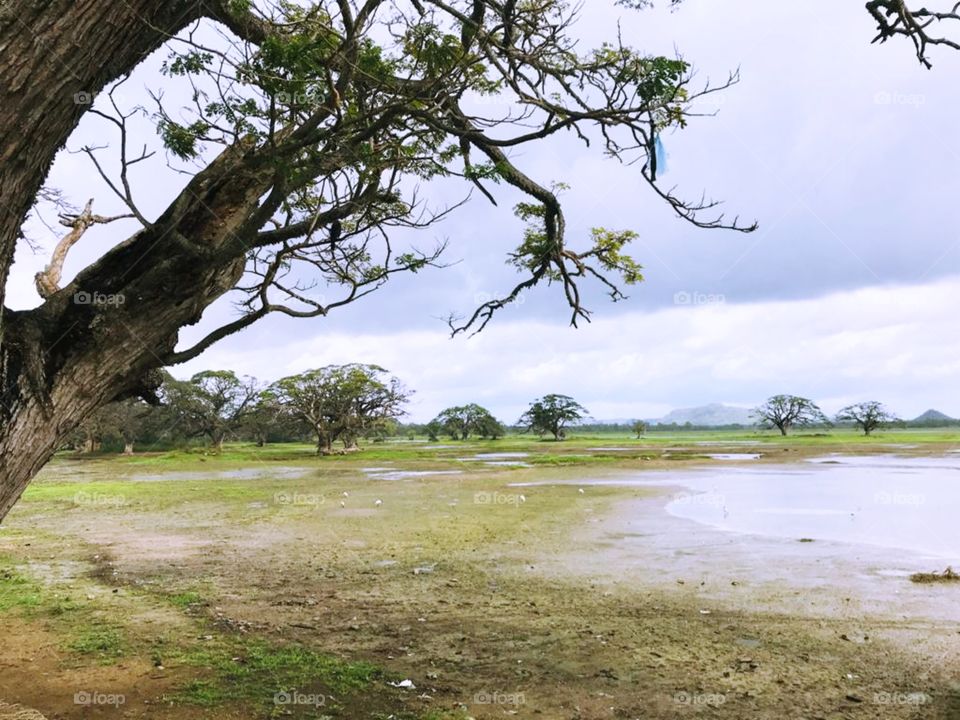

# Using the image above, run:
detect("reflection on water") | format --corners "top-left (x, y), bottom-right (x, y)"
top-left (365, 470), bottom-right (463, 480)
top-left (473, 452), bottom-right (530, 459)
top-left (705, 453), bottom-right (762, 460)
top-left (515, 455), bottom-right (960, 560)
top-left (665, 456), bottom-right (960, 560)
top-left (133, 466), bottom-right (308, 482)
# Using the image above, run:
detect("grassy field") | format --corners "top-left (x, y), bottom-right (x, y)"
top-left (1, 428), bottom-right (959, 719)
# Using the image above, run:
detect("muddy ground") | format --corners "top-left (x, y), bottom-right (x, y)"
top-left (1, 435), bottom-right (958, 719)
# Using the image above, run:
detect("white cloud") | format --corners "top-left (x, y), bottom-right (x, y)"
top-left (181, 275), bottom-right (960, 422)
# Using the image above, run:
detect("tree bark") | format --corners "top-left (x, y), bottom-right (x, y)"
top-left (0, 127), bottom-right (279, 520)
top-left (0, 0), bottom-right (201, 324)
top-left (0, 0), bottom-right (215, 520)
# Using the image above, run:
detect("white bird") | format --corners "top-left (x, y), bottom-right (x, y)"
top-left (375, 499), bottom-right (383, 507)
top-left (578, 488), bottom-right (585, 495)
top-left (342, 491), bottom-right (349, 497)
top-left (340, 501), bottom-right (346, 508)
top-left (519, 495), bottom-right (526, 503)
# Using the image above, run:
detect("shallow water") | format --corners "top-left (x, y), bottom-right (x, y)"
top-left (473, 452), bottom-right (530, 459)
top-left (667, 456), bottom-right (960, 560)
top-left (132, 466), bottom-right (309, 482)
top-left (365, 470), bottom-right (464, 480)
top-left (520, 455), bottom-right (960, 561)
top-left (705, 453), bottom-right (762, 460)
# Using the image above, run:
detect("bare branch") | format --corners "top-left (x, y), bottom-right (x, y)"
top-left (33, 199), bottom-right (134, 298)
top-left (866, 0), bottom-right (960, 67)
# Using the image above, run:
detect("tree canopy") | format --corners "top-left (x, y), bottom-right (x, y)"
top-left (162, 370), bottom-right (261, 448)
top-left (836, 401), bottom-right (899, 436)
top-left (518, 394), bottom-right (588, 440)
top-left (271, 364), bottom-right (408, 453)
top-left (431, 404), bottom-right (505, 440)
top-left (752, 395), bottom-right (829, 436)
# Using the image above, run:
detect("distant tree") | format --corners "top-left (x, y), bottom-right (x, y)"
top-left (432, 404), bottom-right (505, 440)
top-left (836, 401), bottom-right (899, 436)
top-left (163, 370), bottom-right (261, 450)
top-left (424, 420), bottom-right (443, 443)
top-left (752, 395), bottom-right (829, 436)
top-left (70, 398), bottom-right (154, 453)
top-left (112, 399), bottom-right (154, 453)
top-left (240, 389), bottom-right (304, 447)
top-left (632, 420), bottom-right (647, 439)
top-left (72, 405), bottom-right (113, 453)
top-left (519, 394), bottom-right (588, 441)
top-left (272, 364), bottom-right (409, 454)
top-left (368, 418), bottom-right (399, 443)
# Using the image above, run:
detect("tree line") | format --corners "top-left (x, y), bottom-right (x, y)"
top-left (71, 366), bottom-right (594, 454)
top-left (74, 379), bottom-right (930, 454)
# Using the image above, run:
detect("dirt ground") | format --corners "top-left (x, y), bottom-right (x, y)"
top-left (1, 437), bottom-right (959, 719)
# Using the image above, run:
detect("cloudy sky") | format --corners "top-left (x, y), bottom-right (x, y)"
top-left (8, 1), bottom-right (960, 422)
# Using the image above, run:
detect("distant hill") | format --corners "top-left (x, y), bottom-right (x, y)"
top-left (912, 409), bottom-right (955, 424)
top-left (653, 403), bottom-right (755, 427)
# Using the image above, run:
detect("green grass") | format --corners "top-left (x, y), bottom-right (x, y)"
top-left (32, 427), bottom-right (960, 493)
top-left (3, 558), bottom-right (379, 708)
top-left (0, 566), bottom-right (43, 612)
top-left (172, 638), bottom-right (381, 711)
top-left (0, 560), bottom-right (129, 664)
top-left (168, 590), bottom-right (205, 609)
top-left (67, 625), bottom-right (126, 661)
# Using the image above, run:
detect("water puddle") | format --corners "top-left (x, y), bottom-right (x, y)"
top-left (132, 466), bottom-right (309, 482)
top-left (473, 452), bottom-right (530, 459)
top-left (365, 470), bottom-right (464, 480)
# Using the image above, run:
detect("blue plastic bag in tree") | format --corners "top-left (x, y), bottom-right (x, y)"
top-left (654, 136), bottom-right (668, 177)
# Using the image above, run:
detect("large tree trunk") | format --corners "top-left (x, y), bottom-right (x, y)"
top-left (0, 0), bottom-right (201, 323)
top-left (0, 130), bottom-right (280, 519)
top-left (0, 0), bottom-right (213, 521)
top-left (0, 0), bottom-right (329, 522)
